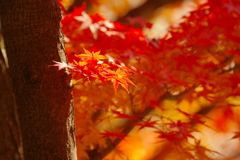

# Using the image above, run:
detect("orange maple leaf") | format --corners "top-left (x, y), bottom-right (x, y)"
top-left (111, 68), bottom-right (136, 94)
top-left (77, 48), bottom-right (107, 61)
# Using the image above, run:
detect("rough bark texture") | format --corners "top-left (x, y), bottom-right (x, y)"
top-left (0, 49), bottom-right (24, 159)
top-left (0, 0), bottom-right (77, 159)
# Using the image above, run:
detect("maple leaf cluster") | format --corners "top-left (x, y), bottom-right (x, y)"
top-left (53, 48), bottom-right (135, 93)
top-left (56, 0), bottom-right (240, 159)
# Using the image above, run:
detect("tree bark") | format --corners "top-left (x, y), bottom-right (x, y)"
top-left (0, 0), bottom-right (77, 159)
top-left (0, 37), bottom-right (24, 159)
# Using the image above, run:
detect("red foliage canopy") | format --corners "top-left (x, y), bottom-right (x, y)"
top-left (55, 0), bottom-right (240, 159)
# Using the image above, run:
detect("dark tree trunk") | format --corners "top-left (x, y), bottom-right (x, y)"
top-left (0, 40), bottom-right (24, 159)
top-left (0, 0), bottom-right (77, 159)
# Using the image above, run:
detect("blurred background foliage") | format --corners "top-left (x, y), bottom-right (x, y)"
top-left (61, 0), bottom-right (206, 38)
top-left (59, 0), bottom-right (240, 160)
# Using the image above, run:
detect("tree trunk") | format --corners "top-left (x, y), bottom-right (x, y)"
top-left (0, 0), bottom-right (77, 159)
top-left (0, 34), bottom-right (24, 159)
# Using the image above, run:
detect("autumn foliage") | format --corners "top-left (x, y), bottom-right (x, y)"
top-left (56, 0), bottom-right (240, 159)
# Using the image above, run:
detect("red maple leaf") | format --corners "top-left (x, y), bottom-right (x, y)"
top-left (155, 130), bottom-right (183, 143)
top-left (134, 117), bottom-right (158, 131)
top-left (100, 129), bottom-right (127, 142)
top-left (165, 120), bottom-right (197, 140)
top-left (111, 110), bottom-right (140, 121)
top-left (176, 108), bottom-right (213, 129)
